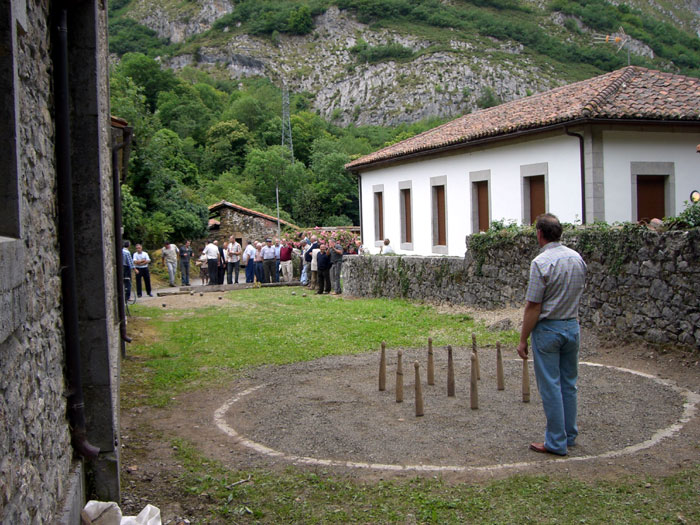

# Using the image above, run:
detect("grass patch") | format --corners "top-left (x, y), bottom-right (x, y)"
top-left (173, 438), bottom-right (700, 523)
top-left (123, 288), bottom-right (517, 406)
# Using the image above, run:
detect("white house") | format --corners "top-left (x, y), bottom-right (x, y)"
top-left (346, 66), bottom-right (700, 256)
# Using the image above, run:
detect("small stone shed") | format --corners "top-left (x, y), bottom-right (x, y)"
top-left (207, 200), bottom-right (299, 250)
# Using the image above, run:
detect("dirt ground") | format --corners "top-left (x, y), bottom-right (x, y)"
top-left (120, 290), bottom-right (700, 523)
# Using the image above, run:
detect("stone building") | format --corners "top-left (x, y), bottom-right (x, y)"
top-left (207, 200), bottom-right (299, 249)
top-left (1, 0), bottom-right (122, 522)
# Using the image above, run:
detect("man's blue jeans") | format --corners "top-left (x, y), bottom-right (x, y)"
top-left (531, 318), bottom-right (580, 455)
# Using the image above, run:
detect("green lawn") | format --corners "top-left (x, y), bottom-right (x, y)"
top-left (174, 438), bottom-right (700, 524)
top-left (123, 288), bottom-right (700, 524)
top-left (124, 288), bottom-right (516, 407)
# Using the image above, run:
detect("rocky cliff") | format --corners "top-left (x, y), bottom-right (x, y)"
top-left (122, 0), bottom-right (700, 126)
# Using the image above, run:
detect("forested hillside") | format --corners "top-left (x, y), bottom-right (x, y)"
top-left (108, 0), bottom-right (700, 244)
top-left (111, 54), bottom-right (446, 244)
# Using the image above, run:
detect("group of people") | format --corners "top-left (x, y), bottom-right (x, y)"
top-left (297, 235), bottom-right (361, 295)
top-left (197, 236), bottom-right (243, 285)
top-left (121, 240), bottom-right (195, 299)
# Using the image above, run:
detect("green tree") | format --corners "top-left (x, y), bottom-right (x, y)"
top-left (202, 120), bottom-right (251, 176)
top-left (242, 146), bottom-right (305, 215)
top-left (223, 95), bottom-right (275, 143)
top-left (156, 83), bottom-right (214, 145)
top-left (120, 184), bottom-right (145, 242)
top-left (476, 86), bottom-right (501, 109)
top-left (117, 52), bottom-right (178, 111)
top-left (307, 137), bottom-right (358, 225)
top-left (109, 67), bottom-right (160, 146)
top-left (288, 5), bottom-right (314, 35)
top-left (131, 129), bottom-right (208, 241)
top-left (290, 110), bottom-right (330, 166)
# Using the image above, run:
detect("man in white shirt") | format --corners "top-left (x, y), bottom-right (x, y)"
top-left (133, 244), bottom-right (152, 297)
top-left (161, 241), bottom-right (179, 287)
top-left (203, 239), bottom-right (220, 286)
top-left (380, 238), bottom-right (395, 255)
top-left (261, 238), bottom-right (276, 283)
top-left (226, 235), bottom-right (242, 285)
top-left (242, 240), bottom-right (256, 283)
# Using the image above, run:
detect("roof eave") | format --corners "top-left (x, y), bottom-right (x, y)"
top-left (346, 117), bottom-right (700, 172)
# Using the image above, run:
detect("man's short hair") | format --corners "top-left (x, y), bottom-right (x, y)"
top-left (383, 238), bottom-right (390, 245)
top-left (123, 240), bottom-right (130, 248)
top-left (535, 213), bottom-right (562, 242)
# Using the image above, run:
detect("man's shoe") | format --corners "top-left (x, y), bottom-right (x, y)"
top-left (529, 442), bottom-right (566, 456)
top-left (147, 293), bottom-right (153, 297)
top-left (137, 294), bottom-right (142, 298)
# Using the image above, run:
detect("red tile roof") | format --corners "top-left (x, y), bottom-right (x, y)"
top-left (346, 66), bottom-right (700, 171)
top-left (208, 200), bottom-right (299, 229)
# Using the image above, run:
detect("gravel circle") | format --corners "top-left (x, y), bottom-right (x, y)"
top-left (223, 345), bottom-right (688, 469)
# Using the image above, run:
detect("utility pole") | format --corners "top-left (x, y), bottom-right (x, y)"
top-left (277, 82), bottom-right (294, 237)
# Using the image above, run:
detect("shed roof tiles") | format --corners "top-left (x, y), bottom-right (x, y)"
top-left (346, 66), bottom-right (700, 171)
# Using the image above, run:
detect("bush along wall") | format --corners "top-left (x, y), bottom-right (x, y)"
top-left (342, 226), bottom-right (700, 349)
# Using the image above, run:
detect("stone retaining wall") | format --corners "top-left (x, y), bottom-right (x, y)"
top-left (342, 228), bottom-right (700, 349)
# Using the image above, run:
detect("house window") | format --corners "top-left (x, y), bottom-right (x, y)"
top-left (521, 163), bottom-right (549, 225)
top-left (470, 170), bottom-right (491, 233)
top-left (399, 181), bottom-right (413, 250)
top-left (0, 1), bottom-right (27, 344)
top-left (431, 176), bottom-right (447, 254)
top-left (630, 162), bottom-right (675, 223)
top-left (373, 184), bottom-right (384, 246)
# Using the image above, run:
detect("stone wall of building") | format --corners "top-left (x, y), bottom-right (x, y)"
top-left (1, 0), bottom-right (120, 521)
top-left (0, 0), bottom-right (73, 521)
top-left (342, 228), bottom-right (700, 349)
top-left (213, 207), bottom-right (284, 246)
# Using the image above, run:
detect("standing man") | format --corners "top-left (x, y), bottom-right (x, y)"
top-left (161, 241), bottom-right (179, 287)
top-left (279, 240), bottom-right (294, 282)
top-left (254, 242), bottom-right (264, 283)
top-left (261, 238), bottom-right (276, 283)
top-left (300, 239), bottom-right (311, 285)
top-left (122, 241), bottom-right (138, 301)
top-left (316, 244), bottom-right (332, 294)
top-left (203, 239), bottom-right (219, 286)
top-left (179, 240), bottom-right (193, 286)
top-left (517, 213), bottom-right (587, 457)
top-left (242, 240), bottom-right (256, 283)
top-left (329, 238), bottom-right (344, 295)
top-left (226, 236), bottom-right (242, 284)
top-left (133, 243), bottom-right (152, 297)
top-left (273, 238), bottom-right (282, 283)
top-left (217, 240), bottom-right (226, 285)
top-left (307, 235), bottom-right (320, 289)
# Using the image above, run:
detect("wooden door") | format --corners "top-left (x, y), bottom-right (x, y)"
top-left (529, 176), bottom-right (545, 224)
top-left (637, 175), bottom-right (665, 222)
top-left (402, 189), bottom-right (412, 243)
top-left (435, 185), bottom-right (446, 245)
top-left (475, 180), bottom-right (489, 232)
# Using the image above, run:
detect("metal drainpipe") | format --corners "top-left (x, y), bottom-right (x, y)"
top-left (54, 5), bottom-right (99, 459)
top-left (112, 133), bottom-right (134, 356)
top-left (356, 172), bottom-right (363, 244)
top-left (565, 128), bottom-right (586, 224)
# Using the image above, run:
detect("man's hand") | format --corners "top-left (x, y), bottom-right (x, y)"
top-left (517, 341), bottom-right (528, 359)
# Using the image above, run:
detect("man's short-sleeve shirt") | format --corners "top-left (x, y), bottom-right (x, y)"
top-left (525, 242), bottom-right (587, 321)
